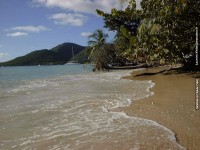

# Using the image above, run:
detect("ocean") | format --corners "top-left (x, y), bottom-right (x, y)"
top-left (0, 64), bottom-right (186, 150)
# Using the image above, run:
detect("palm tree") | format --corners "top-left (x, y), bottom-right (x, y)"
top-left (88, 29), bottom-right (108, 47)
top-left (88, 29), bottom-right (108, 71)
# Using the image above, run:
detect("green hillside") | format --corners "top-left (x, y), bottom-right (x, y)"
top-left (74, 48), bottom-right (90, 64)
top-left (0, 43), bottom-right (87, 66)
top-left (51, 43), bottom-right (86, 62)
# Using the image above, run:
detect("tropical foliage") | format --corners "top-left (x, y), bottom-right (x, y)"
top-left (87, 29), bottom-right (110, 70)
top-left (96, 0), bottom-right (141, 62)
top-left (94, 0), bottom-right (200, 71)
top-left (140, 0), bottom-right (200, 69)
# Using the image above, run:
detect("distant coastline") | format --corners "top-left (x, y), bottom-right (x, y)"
top-left (0, 42), bottom-right (89, 67)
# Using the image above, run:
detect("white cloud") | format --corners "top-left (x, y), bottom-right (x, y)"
top-left (81, 32), bottom-right (92, 37)
top-left (0, 52), bottom-right (8, 58)
top-left (32, 0), bottom-right (141, 14)
top-left (11, 25), bottom-right (50, 33)
top-left (6, 25), bottom-right (50, 37)
top-left (33, 0), bottom-right (99, 14)
top-left (49, 13), bottom-right (88, 26)
top-left (7, 32), bottom-right (28, 37)
top-left (0, 45), bottom-right (2, 48)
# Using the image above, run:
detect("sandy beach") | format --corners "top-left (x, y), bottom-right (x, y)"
top-left (121, 67), bottom-right (200, 150)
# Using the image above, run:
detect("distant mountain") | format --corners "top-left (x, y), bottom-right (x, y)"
top-left (0, 43), bottom-right (88, 66)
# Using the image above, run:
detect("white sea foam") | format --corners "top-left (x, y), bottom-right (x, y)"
top-left (0, 68), bottom-right (186, 150)
top-left (4, 79), bottom-right (59, 96)
top-left (31, 110), bottom-right (39, 113)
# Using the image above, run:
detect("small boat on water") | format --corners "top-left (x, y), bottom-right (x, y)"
top-left (66, 46), bottom-right (79, 64)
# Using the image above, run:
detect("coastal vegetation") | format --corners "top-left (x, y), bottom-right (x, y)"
top-left (87, 29), bottom-right (123, 70)
top-left (88, 0), bottom-right (200, 71)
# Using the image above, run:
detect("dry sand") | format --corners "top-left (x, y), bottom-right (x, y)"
top-left (121, 67), bottom-right (200, 150)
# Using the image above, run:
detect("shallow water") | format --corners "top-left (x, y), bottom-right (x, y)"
top-left (0, 65), bottom-right (186, 150)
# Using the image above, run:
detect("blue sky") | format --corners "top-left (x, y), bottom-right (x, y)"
top-left (0, 0), bottom-right (140, 62)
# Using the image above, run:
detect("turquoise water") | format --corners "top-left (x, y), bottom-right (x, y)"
top-left (0, 65), bottom-right (186, 150)
top-left (0, 64), bottom-right (92, 89)
top-left (0, 64), bottom-right (92, 82)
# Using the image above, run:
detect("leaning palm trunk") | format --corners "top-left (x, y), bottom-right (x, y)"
top-left (88, 29), bottom-right (109, 71)
top-left (95, 58), bottom-right (103, 71)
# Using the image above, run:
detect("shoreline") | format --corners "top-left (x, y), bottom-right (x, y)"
top-left (121, 67), bottom-right (200, 150)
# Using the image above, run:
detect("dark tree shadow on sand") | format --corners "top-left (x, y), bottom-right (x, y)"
top-left (134, 67), bottom-right (200, 78)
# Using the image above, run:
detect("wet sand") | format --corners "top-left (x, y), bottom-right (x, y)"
top-left (121, 67), bottom-right (200, 150)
